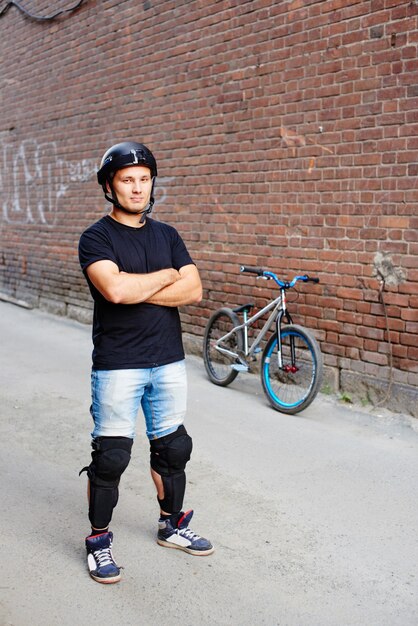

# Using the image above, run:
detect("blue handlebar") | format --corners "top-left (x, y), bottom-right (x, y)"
top-left (240, 265), bottom-right (319, 288)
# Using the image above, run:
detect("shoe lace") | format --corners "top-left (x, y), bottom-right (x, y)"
top-left (178, 526), bottom-right (201, 541)
top-left (93, 546), bottom-right (114, 568)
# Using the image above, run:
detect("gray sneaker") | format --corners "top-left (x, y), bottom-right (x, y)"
top-left (157, 510), bottom-right (214, 556)
top-left (85, 532), bottom-right (121, 584)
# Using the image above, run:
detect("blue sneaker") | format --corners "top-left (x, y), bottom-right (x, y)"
top-left (157, 510), bottom-right (214, 556)
top-left (85, 532), bottom-right (121, 584)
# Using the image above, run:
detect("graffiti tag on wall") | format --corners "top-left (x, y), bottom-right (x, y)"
top-left (0, 139), bottom-right (173, 226)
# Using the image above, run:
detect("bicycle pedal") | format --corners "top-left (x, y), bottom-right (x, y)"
top-left (231, 363), bottom-right (249, 372)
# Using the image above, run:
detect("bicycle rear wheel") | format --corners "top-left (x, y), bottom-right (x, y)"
top-left (203, 308), bottom-right (244, 386)
top-left (261, 324), bottom-right (323, 414)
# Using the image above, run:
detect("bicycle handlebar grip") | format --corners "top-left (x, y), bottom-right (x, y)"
top-left (309, 277), bottom-right (320, 283)
top-left (240, 265), bottom-right (265, 276)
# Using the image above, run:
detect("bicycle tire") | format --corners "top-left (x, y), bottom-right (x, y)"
top-left (261, 324), bottom-right (323, 414)
top-left (203, 307), bottom-right (244, 386)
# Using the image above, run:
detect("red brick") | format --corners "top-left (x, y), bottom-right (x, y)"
top-left (408, 347), bottom-right (418, 361)
top-left (380, 216), bottom-right (410, 229)
top-left (361, 350), bottom-right (389, 366)
top-left (339, 335), bottom-right (364, 349)
top-left (357, 327), bottom-right (384, 341)
top-left (400, 334), bottom-right (418, 347)
top-left (401, 309), bottom-right (418, 322)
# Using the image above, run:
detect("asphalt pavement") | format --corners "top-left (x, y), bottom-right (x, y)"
top-left (1, 300), bottom-right (418, 626)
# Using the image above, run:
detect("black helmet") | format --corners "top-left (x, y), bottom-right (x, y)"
top-left (97, 141), bottom-right (158, 218)
top-left (97, 141), bottom-right (157, 191)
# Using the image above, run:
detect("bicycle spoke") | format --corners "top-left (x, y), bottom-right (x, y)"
top-left (203, 308), bottom-right (244, 386)
top-left (261, 325), bottom-right (323, 413)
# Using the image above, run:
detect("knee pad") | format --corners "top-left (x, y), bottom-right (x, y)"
top-left (150, 425), bottom-right (192, 514)
top-left (80, 436), bottom-right (133, 529)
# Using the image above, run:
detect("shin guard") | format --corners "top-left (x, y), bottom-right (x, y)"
top-left (80, 436), bottom-right (133, 529)
top-left (150, 425), bottom-right (192, 514)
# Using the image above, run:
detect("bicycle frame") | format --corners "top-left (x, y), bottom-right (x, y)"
top-left (214, 287), bottom-right (294, 368)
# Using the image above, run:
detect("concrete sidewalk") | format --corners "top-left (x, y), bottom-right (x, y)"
top-left (1, 301), bottom-right (418, 626)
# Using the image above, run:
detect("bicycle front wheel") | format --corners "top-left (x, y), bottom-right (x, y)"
top-left (203, 307), bottom-right (244, 386)
top-left (261, 324), bottom-right (323, 414)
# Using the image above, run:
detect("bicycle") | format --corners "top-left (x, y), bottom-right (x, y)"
top-left (203, 265), bottom-right (324, 414)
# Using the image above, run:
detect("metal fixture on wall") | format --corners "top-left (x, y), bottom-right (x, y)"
top-left (0, 0), bottom-right (86, 21)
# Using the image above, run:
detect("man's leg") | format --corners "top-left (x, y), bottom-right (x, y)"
top-left (83, 436), bottom-right (133, 529)
top-left (81, 436), bottom-right (133, 584)
top-left (81, 368), bottom-right (146, 583)
top-left (142, 361), bottom-right (214, 556)
top-left (149, 424), bottom-right (192, 514)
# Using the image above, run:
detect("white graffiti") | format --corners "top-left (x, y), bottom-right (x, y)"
top-left (0, 140), bottom-right (173, 226)
top-left (154, 177), bottom-right (175, 207)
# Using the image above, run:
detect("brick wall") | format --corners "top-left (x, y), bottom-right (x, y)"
top-left (0, 0), bottom-right (417, 411)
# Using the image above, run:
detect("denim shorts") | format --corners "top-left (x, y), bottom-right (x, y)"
top-left (90, 360), bottom-right (187, 441)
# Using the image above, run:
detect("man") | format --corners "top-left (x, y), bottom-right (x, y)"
top-left (78, 141), bottom-right (214, 585)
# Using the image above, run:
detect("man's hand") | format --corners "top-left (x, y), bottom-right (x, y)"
top-left (86, 260), bottom-right (181, 304)
top-left (146, 264), bottom-right (202, 307)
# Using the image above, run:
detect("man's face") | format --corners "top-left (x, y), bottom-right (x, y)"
top-left (109, 165), bottom-right (153, 213)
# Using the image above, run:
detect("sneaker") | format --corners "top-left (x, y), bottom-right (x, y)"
top-left (85, 532), bottom-right (121, 584)
top-left (157, 510), bottom-right (214, 556)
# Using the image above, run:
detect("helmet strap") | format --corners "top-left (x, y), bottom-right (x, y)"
top-left (139, 199), bottom-right (154, 224)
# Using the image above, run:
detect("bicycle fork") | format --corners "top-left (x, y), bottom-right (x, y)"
top-left (275, 289), bottom-right (296, 371)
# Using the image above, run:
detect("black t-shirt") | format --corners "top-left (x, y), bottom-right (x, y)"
top-left (78, 215), bottom-right (194, 369)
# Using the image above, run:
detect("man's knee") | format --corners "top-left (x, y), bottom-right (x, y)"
top-left (89, 437), bottom-right (133, 483)
top-left (80, 436), bottom-right (133, 529)
top-left (150, 425), bottom-right (192, 513)
top-left (150, 425), bottom-right (192, 475)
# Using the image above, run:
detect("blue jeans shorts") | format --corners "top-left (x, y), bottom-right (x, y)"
top-left (90, 360), bottom-right (187, 441)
